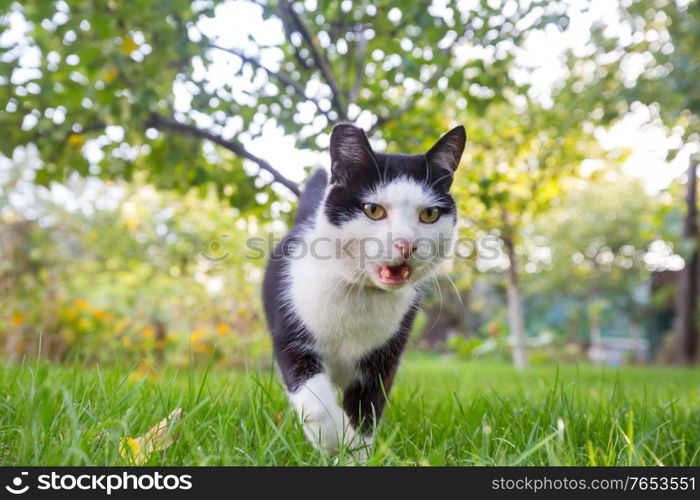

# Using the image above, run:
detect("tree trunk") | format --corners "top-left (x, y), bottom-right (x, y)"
top-left (504, 237), bottom-right (528, 370)
top-left (587, 297), bottom-right (606, 365)
top-left (1, 221), bottom-right (29, 361)
top-left (673, 161), bottom-right (698, 365)
top-left (629, 319), bottom-right (647, 364)
top-left (589, 324), bottom-right (604, 365)
top-left (153, 318), bottom-right (167, 365)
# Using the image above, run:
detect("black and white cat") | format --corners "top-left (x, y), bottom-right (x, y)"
top-left (263, 123), bottom-right (465, 461)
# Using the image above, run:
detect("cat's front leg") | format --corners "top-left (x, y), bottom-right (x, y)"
top-left (341, 330), bottom-right (410, 460)
top-left (342, 375), bottom-right (387, 451)
top-left (273, 325), bottom-right (362, 458)
top-left (289, 372), bottom-right (359, 456)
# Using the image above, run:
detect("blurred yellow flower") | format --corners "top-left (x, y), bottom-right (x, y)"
top-left (141, 327), bottom-right (154, 338)
top-left (121, 35), bottom-right (139, 56)
top-left (67, 133), bottom-right (86, 151)
top-left (121, 337), bottom-right (132, 347)
top-left (73, 298), bottom-right (89, 309)
top-left (78, 318), bottom-right (90, 330)
top-left (127, 362), bottom-right (156, 383)
top-left (190, 330), bottom-right (202, 344)
top-left (11, 313), bottom-right (24, 326)
top-left (195, 344), bottom-right (212, 355)
top-left (93, 309), bottom-right (106, 320)
top-left (216, 323), bottom-right (229, 336)
top-left (103, 66), bottom-right (118, 83)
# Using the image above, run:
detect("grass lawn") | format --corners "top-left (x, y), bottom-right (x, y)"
top-left (0, 352), bottom-right (698, 466)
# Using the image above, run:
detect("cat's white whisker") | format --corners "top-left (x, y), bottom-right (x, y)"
top-left (422, 275), bottom-right (446, 336)
top-left (427, 171), bottom-right (454, 189)
top-left (444, 273), bottom-right (465, 309)
top-left (366, 146), bottom-right (385, 185)
top-left (423, 154), bottom-right (431, 184)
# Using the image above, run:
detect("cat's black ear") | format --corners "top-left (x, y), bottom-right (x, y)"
top-left (330, 123), bottom-right (376, 184)
top-left (426, 125), bottom-right (466, 175)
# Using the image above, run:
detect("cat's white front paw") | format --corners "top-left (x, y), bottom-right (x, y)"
top-left (289, 373), bottom-right (355, 455)
top-left (299, 409), bottom-right (354, 455)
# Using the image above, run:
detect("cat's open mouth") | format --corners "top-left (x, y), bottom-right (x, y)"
top-left (377, 262), bottom-right (411, 285)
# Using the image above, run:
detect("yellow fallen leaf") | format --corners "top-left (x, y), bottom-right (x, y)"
top-left (120, 408), bottom-right (182, 465)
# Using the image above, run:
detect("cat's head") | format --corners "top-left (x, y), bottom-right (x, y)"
top-left (321, 123), bottom-right (466, 291)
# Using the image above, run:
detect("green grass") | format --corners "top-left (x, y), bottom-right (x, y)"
top-left (0, 353), bottom-right (698, 465)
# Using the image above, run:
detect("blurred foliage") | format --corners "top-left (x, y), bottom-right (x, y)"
top-left (570, 0), bottom-right (699, 142)
top-left (0, 0), bottom-right (572, 209)
top-left (529, 173), bottom-right (670, 299)
top-left (524, 172), bottom-right (676, 341)
top-left (0, 159), bottom-right (271, 369)
top-left (455, 103), bottom-right (605, 242)
top-left (1, 0), bottom-right (697, 367)
top-left (442, 170), bottom-right (676, 362)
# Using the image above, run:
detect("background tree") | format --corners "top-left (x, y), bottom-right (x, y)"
top-left (9, 0), bottom-right (689, 368)
top-left (570, 0), bottom-right (699, 364)
top-left (527, 171), bottom-right (673, 360)
top-left (2, 0), bottom-right (589, 368)
top-left (674, 158), bottom-right (698, 363)
top-left (450, 103), bottom-right (603, 368)
top-left (1, 0), bottom-right (568, 207)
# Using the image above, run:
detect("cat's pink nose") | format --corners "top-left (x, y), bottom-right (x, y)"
top-left (394, 238), bottom-right (417, 259)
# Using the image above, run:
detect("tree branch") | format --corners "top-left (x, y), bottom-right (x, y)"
top-left (348, 32), bottom-right (367, 105)
top-left (208, 43), bottom-right (332, 122)
top-left (147, 113), bottom-right (300, 198)
top-left (280, 0), bottom-right (347, 120)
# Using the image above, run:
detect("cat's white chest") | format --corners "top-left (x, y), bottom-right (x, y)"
top-left (288, 256), bottom-right (416, 388)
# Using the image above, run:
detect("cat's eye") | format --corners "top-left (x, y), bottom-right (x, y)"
top-left (363, 203), bottom-right (387, 220)
top-left (419, 207), bottom-right (441, 224)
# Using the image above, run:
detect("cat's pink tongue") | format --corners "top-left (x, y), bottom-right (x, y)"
top-left (379, 263), bottom-right (411, 284)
